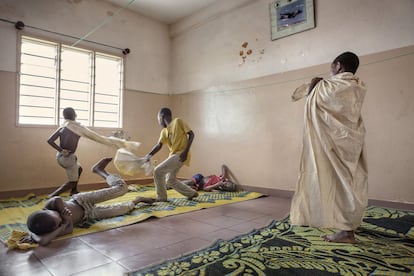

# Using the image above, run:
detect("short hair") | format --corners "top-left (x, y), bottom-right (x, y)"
top-left (27, 210), bottom-right (57, 235)
top-left (159, 107), bottom-right (172, 118)
top-left (63, 107), bottom-right (76, 120)
top-left (333, 52), bottom-right (360, 74)
top-left (192, 173), bottom-right (204, 184)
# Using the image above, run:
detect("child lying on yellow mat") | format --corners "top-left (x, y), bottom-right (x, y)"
top-left (19, 157), bottom-right (154, 246)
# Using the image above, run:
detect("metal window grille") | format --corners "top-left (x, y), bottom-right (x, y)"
top-left (18, 36), bottom-right (123, 128)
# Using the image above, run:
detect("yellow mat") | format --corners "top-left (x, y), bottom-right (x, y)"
top-left (0, 185), bottom-right (263, 244)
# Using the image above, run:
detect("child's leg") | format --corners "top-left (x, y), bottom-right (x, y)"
top-left (48, 181), bottom-right (77, 198)
top-left (77, 174), bottom-right (128, 204)
top-left (182, 179), bottom-right (196, 188)
top-left (49, 154), bottom-right (81, 197)
top-left (153, 157), bottom-right (171, 201)
top-left (71, 159), bottom-right (129, 210)
top-left (92, 157), bottom-right (112, 179)
top-left (70, 166), bottom-right (82, 195)
top-left (90, 197), bottom-right (155, 220)
top-left (163, 155), bottom-right (198, 200)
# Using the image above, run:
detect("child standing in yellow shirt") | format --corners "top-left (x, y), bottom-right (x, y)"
top-left (145, 108), bottom-right (198, 201)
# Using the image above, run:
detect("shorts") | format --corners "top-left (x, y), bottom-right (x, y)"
top-left (57, 152), bottom-right (81, 182)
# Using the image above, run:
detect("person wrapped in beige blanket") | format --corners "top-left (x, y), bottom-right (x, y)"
top-left (290, 52), bottom-right (368, 243)
top-left (47, 108), bottom-right (148, 197)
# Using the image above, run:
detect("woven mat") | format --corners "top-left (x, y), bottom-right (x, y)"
top-left (0, 184), bottom-right (263, 244)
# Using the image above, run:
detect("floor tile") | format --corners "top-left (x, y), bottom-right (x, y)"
top-left (72, 261), bottom-right (128, 276)
top-left (118, 247), bottom-right (177, 271)
top-left (39, 246), bottom-right (112, 276)
top-left (1, 195), bottom-right (292, 276)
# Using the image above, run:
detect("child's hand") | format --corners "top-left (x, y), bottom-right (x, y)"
top-left (61, 206), bottom-right (72, 216)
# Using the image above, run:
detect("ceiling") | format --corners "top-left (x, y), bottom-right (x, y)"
top-left (105, 0), bottom-right (219, 24)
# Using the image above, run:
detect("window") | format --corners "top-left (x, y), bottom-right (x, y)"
top-left (18, 36), bottom-right (123, 128)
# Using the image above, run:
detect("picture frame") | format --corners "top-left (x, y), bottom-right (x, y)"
top-left (269, 0), bottom-right (315, 41)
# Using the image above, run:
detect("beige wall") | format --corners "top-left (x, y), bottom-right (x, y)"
top-left (174, 46), bottom-right (414, 204)
top-left (170, 0), bottom-right (414, 93)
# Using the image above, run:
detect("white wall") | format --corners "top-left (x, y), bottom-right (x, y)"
top-left (170, 0), bottom-right (414, 94)
top-left (0, 0), bottom-right (170, 94)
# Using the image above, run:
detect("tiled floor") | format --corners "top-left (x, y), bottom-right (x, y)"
top-left (0, 195), bottom-right (292, 276)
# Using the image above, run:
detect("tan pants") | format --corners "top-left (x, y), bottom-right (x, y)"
top-left (72, 174), bottom-right (135, 220)
top-left (154, 154), bottom-right (197, 201)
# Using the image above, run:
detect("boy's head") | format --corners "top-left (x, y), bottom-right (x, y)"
top-left (27, 210), bottom-right (62, 235)
top-left (192, 173), bottom-right (204, 185)
top-left (331, 52), bottom-right (360, 75)
top-left (63, 107), bottom-right (77, 120)
top-left (157, 107), bottom-right (172, 127)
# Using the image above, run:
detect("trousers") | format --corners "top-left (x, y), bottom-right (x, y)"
top-left (72, 174), bottom-right (135, 220)
top-left (154, 154), bottom-right (196, 201)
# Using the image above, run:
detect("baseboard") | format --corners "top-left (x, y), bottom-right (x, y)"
top-left (367, 199), bottom-right (414, 211)
top-left (1, 183), bottom-right (413, 210)
top-left (241, 185), bottom-right (414, 210)
top-left (241, 185), bottom-right (294, 198)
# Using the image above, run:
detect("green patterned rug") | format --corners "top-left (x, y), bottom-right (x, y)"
top-left (0, 185), bottom-right (263, 244)
top-left (129, 206), bottom-right (414, 275)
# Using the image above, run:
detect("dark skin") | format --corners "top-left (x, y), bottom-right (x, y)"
top-left (47, 109), bottom-right (82, 197)
top-left (145, 110), bottom-right (196, 202)
top-left (47, 127), bottom-right (80, 157)
top-left (145, 110), bottom-right (195, 163)
top-left (21, 157), bottom-right (155, 246)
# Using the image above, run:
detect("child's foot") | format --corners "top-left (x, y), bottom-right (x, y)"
top-left (187, 191), bottom-right (199, 200)
top-left (92, 158), bottom-right (113, 173)
top-left (133, 196), bottom-right (156, 204)
top-left (322, 230), bottom-right (355, 243)
top-left (70, 189), bottom-right (79, 196)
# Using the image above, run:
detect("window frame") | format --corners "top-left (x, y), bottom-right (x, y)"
top-left (16, 33), bottom-right (124, 129)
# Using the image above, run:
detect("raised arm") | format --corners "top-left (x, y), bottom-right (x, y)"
top-left (221, 164), bottom-right (229, 180)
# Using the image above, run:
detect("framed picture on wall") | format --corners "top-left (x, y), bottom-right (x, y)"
top-left (269, 0), bottom-right (315, 41)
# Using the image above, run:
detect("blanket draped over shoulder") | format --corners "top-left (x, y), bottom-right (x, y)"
top-left (64, 120), bottom-right (151, 176)
top-left (290, 72), bottom-right (368, 231)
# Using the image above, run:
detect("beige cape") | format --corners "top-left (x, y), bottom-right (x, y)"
top-left (63, 121), bottom-right (152, 176)
top-left (290, 72), bottom-right (368, 230)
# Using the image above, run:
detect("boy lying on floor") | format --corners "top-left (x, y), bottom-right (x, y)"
top-left (21, 157), bottom-right (154, 246)
top-left (182, 164), bottom-right (239, 192)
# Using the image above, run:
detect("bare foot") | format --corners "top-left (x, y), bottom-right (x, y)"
top-left (133, 196), bottom-right (156, 204)
top-left (92, 157), bottom-right (113, 173)
top-left (322, 230), bottom-right (355, 243)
